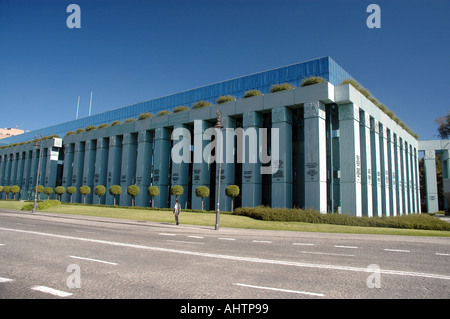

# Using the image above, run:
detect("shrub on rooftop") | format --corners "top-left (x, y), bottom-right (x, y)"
top-left (270, 83), bottom-right (295, 93)
top-left (192, 100), bottom-right (211, 109)
top-left (300, 76), bottom-right (326, 87)
top-left (216, 95), bottom-right (236, 104)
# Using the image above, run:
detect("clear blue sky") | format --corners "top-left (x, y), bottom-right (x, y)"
top-left (0, 0), bottom-right (449, 141)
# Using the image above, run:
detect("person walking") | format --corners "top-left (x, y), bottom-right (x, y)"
top-left (173, 199), bottom-right (181, 225)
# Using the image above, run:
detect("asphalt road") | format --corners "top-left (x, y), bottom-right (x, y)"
top-left (0, 209), bottom-right (449, 300)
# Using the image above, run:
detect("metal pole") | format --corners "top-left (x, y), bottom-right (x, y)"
top-left (215, 110), bottom-right (223, 230)
top-left (32, 135), bottom-right (42, 213)
top-left (89, 91), bottom-right (93, 116)
top-left (215, 135), bottom-right (222, 230)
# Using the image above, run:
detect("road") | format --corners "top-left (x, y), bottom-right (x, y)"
top-left (0, 209), bottom-right (449, 300)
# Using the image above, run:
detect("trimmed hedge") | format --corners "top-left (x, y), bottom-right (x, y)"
top-left (233, 206), bottom-right (450, 231)
top-left (21, 200), bottom-right (62, 211)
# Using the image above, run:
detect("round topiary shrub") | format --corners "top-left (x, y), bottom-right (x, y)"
top-left (138, 112), bottom-right (154, 120)
top-left (243, 90), bottom-right (263, 98)
top-left (192, 100), bottom-right (211, 109)
top-left (300, 76), bottom-right (326, 87)
top-left (157, 110), bottom-right (171, 116)
top-left (173, 106), bottom-right (190, 113)
top-left (216, 96), bottom-right (236, 104)
top-left (270, 83), bottom-right (294, 93)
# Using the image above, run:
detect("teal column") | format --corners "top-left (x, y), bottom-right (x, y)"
top-left (400, 139), bottom-right (408, 213)
top-left (29, 150), bottom-right (38, 198)
top-left (4, 154), bottom-right (12, 186)
top-left (379, 124), bottom-right (390, 216)
top-left (94, 138), bottom-right (108, 204)
top-left (388, 131), bottom-right (397, 216)
top-left (360, 112), bottom-right (373, 217)
top-left (395, 135), bottom-right (404, 215)
top-left (71, 142), bottom-right (85, 203)
top-left (16, 152), bottom-right (25, 191)
top-left (409, 145), bottom-right (416, 213)
top-left (135, 130), bottom-right (153, 207)
top-left (153, 127), bottom-right (171, 208)
top-left (304, 101), bottom-right (326, 212)
top-left (415, 148), bottom-right (421, 213)
top-left (370, 118), bottom-right (382, 217)
top-left (170, 124), bottom-right (190, 209)
top-left (272, 106), bottom-right (292, 208)
top-left (62, 144), bottom-right (74, 202)
top-left (241, 111), bottom-right (262, 207)
top-left (9, 153), bottom-right (18, 186)
top-left (44, 147), bottom-right (58, 196)
top-left (120, 133), bottom-right (137, 206)
top-left (191, 120), bottom-right (210, 210)
top-left (339, 103), bottom-right (362, 217)
top-left (106, 135), bottom-right (123, 205)
top-left (22, 151), bottom-right (32, 199)
top-left (218, 116), bottom-right (236, 212)
top-left (0, 155), bottom-right (5, 188)
top-left (405, 142), bottom-right (412, 214)
top-left (82, 140), bottom-right (97, 203)
top-left (38, 147), bottom-right (47, 187)
top-left (0, 155), bottom-right (5, 198)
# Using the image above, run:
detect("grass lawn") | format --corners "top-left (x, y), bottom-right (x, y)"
top-left (1, 200), bottom-right (449, 237)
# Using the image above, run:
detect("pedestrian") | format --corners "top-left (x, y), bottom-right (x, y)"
top-left (173, 199), bottom-right (181, 225)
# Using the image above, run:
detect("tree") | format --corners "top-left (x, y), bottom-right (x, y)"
top-left (3, 186), bottom-right (11, 200)
top-left (66, 186), bottom-right (76, 203)
top-left (55, 186), bottom-right (66, 201)
top-left (109, 185), bottom-right (122, 205)
top-left (436, 112), bottom-right (450, 139)
top-left (127, 185), bottom-right (140, 207)
top-left (225, 185), bottom-right (240, 212)
top-left (79, 186), bottom-right (91, 204)
top-left (44, 187), bottom-right (53, 200)
top-left (34, 185), bottom-right (44, 201)
top-left (94, 185), bottom-right (106, 204)
top-left (195, 186), bottom-right (210, 211)
top-left (0, 186), bottom-right (3, 199)
top-left (147, 186), bottom-right (159, 208)
top-left (170, 185), bottom-right (184, 201)
top-left (11, 185), bottom-right (20, 200)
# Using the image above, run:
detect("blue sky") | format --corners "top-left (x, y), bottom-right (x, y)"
top-left (0, 0), bottom-right (449, 141)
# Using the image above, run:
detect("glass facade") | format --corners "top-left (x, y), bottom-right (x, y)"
top-left (1, 56), bottom-right (352, 145)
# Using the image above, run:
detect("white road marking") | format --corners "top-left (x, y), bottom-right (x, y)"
top-left (334, 245), bottom-right (358, 249)
top-left (218, 237), bottom-right (235, 241)
top-left (158, 233), bottom-right (176, 236)
top-left (1, 227), bottom-right (449, 281)
top-left (69, 255), bottom-right (118, 265)
top-left (252, 240), bottom-right (272, 244)
top-left (299, 251), bottom-right (355, 257)
top-left (384, 249), bottom-right (410, 253)
top-left (293, 243), bottom-right (314, 246)
top-left (166, 239), bottom-right (204, 245)
top-left (187, 235), bottom-right (204, 239)
top-left (0, 277), bottom-right (14, 283)
top-left (436, 253), bottom-right (450, 256)
top-left (0, 243), bottom-right (5, 246)
top-left (234, 283), bottom-right (324, 297)
top-left (31, 286), bottom-right (73, 297)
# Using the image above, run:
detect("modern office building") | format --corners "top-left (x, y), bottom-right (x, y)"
top-left (0, 57), bottom-right (426, 215)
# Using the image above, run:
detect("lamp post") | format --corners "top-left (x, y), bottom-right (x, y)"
top-left (214, 110), bottom-right (224, 230)
top-left (32, 134), bottom-right (42, 213)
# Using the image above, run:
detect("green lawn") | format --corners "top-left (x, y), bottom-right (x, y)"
top-left (1, 200), bottom-right (449, 237)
